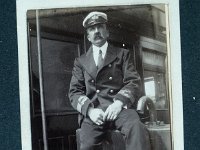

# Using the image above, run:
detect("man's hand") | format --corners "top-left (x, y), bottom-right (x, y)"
top-left (103, 100), bottom-right (123, 121)
top-left (88, 107), bottom-right (105, 125)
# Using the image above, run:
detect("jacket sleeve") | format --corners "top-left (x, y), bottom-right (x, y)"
top-left (114, 50), bottom-right (141, 107)
top-left (68, 58), bottom-right (92, 117)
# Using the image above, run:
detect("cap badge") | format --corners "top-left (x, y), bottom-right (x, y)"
top-left (91, 14), bottom-right (99, 20)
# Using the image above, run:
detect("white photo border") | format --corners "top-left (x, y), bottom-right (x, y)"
top-left (17, 0), bottom-right (183, 150)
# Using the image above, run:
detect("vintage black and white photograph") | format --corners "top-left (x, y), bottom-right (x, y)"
top-left (17, 1), bottom-right (183, 150)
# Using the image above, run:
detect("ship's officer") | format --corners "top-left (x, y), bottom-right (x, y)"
top-left (69, 11), bottom-right (151, 150)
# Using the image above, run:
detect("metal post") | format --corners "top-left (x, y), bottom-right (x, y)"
top-left (36, 9), bottom-right (49, 150)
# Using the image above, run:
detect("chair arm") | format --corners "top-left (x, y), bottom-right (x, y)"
top-left (136, 96), bottom-right (157, 122)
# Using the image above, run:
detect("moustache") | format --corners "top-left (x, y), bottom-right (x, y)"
top-left (94, 34), bottom-right (103, 40)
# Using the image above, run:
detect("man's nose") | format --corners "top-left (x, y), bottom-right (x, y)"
top-left (94, 27), bottom-right (99, 33)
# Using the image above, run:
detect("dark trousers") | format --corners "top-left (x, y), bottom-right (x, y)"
top-left (80, 109), bottom-right (151, 150)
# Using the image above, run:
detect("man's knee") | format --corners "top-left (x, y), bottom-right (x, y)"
top-left (122, 109), bottom-right (140, 122)
top-left (121, 115), bottom-right (147, 138)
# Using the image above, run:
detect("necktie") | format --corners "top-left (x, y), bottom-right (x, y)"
top-left (97, 49), bottom-right (103, 69)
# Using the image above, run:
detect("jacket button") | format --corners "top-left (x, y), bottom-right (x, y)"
top-left (108, 64), bottom-right (112, 67)
top-left (91, 80), bottom-right (94, 83)
top-left (96, 90), bottom-right (100, 93)
top-left (109, 76), bottom-right (113, 80)
top-left (110, 89), bottom-right (114, 93)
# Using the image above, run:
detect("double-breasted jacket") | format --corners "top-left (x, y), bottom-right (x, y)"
top-left (68, 44), bottom-right (141, 119)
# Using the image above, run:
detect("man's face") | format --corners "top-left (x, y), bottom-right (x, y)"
top-left (86, 24), bottom-right (109, 47)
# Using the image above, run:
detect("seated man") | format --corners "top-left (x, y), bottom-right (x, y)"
top-left (68, 11), bottom-right (151, 150)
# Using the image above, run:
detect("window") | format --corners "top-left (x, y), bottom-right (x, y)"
top-left (29, 36), bottom-right (80, 116)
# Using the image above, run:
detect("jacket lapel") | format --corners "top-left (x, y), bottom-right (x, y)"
top-left (80, 46), bottom-right (97, 79)
top-left (80, 44), bottom-right (119, 78)
top-left (97, 44), bottom-right (118, 73)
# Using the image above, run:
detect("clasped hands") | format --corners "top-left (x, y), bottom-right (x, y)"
top-left (87, 100), bottom-right (123, 125)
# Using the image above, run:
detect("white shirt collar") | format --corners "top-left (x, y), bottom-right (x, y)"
top-left (92, 42), bottom-right (108, 66)
top-left (92, 42), bottom-right (108, 59)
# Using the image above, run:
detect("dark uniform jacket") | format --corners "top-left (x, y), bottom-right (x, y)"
top-left (68, 44), bottom-right (141, 121)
